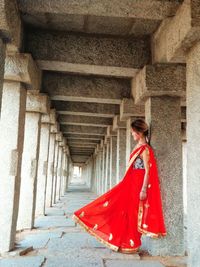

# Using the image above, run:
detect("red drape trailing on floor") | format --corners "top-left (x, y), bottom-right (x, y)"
top-left (72, 143), bottom-right (166, 253)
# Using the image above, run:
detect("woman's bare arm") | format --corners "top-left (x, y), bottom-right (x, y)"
top-left (140, 147), bottom-right (150, 199)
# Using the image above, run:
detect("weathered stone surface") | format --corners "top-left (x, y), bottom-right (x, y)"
top-left (17, 112), bottom-right (41, 230)
top-left (59, 115), bottom-right (112, 127)
top-left (4, 54), bottom-right (41, 90)
top-left (42, 72), bottom-right (130, 104)
top-left (0, 39), bottom-right (5, 111)
top-left (46, 133), bottom-right (56, 207)
top-left (105, 260), bottom-right (164, 267)
top-left (132, 64), bottom-right (186, 105)
top-left (120, 98), bottom-right (144, 121)
top-left (113, 115), bottom-right (126, 130)
top-left (116, 128), bottom-right (127, 182)
top-left (152, 0), bottom-right (200, 63)
top-left (25, 29), bottom-right (150, 68)
top-left (144, 96), bottom-right (184, 256)
top-left (35, 122), bottom-right (50, 216)
top-left (0, 256), bottom-right (46, 267)
top-left (35, 216), bottom-right (75, 229)
top-left (37, 60), bottom-right (139, 78)
top-left (19, 0), bottom-right (181, 20)
top-left (26, 91), bottom-right (50, 114)
top-left (0, 0), bottom-right (22, 51)
top-left (53, 101), bottom-right (119, 118)
top-left (17, 232), bottom-right (63, 249)
top-left (50, 122), bottom-right (60, 134)
top-left (61, 125), bottom-right (106, 135)
top-left (0, 81), bottom-right (26, 253)
top-left (186, 42), bottom-right (200, 267)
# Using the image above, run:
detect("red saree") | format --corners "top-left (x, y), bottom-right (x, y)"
top-left (72, 143), bottom-right (167, 253)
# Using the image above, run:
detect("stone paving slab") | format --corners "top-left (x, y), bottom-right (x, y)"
top-left (47, 232), bottom-right (106, 250)
top-left (104, 259), bottom-right (165, 267)
top-left (44, 257), bottom-right (103, 267)
top-left (45, 207), bottom-right (65, 216)
top-left (0, 256), bottom-right (46, 267)
top-left (16, 232), bottom-right (63, 249)
top-left (35, 216), bottom-right (75, 229)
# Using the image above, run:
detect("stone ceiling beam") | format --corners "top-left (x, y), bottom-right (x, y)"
top-left (152, 0), bottom-right (200, 63)
top-left (65, 134), bottom-right (102, 141)
top-left (131, 63), bottom-right (186, 105)
top-left (25, 30), bottom-right (150, 68)
top-left (53, 101), bottom-right (119, 118)
top-left (58, 115), bottom-right (112, 127)
top-left (67, 139), bottom-right (100, 144)
top-left (68, 143), bottom-right (96, 148)
top-left (113, 115), bottom-right (126, 131)
top-left (18, 0), bottom-right (181, 20)
top-left (43, 73), bottom-right (130, 104)
top-left (120, 98), bottom-right (145, 121)
top-left (61, 125), bottom-right (106, 135)
top-left (37, 60), bottom-right (139, 79)
top-left (4, 54), bottom-right (41, 91)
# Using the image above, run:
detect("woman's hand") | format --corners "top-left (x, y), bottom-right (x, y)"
top-left (139, 189), bottom-right (147, 200)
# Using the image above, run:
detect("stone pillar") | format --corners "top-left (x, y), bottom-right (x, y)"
top-left (126, 117), bottom-right (137, 166)
top-left (35, 110), bottom-right (56, 216)
top-left (101, 143), bottom-right (106, 194)
top-left (113, 116), bottom-right (127, 183)
top-left (119, 98), bottom-right (144, 167)
top-left (105, 138), bottom-right (111, 191)
top-left (0, 52), bottom-right (41, 250)
top-left (109, 135), bottom-right (117, 187)
top-left (186, 43), bottom-right (200, 266)
top-left (132, 63), bottom-right (185, 256)
top-left (45, 129), bottom-right (56, 207)
top-left (52, 139), bottom-right (59, 204)
top-left (61, 149), bottom-right (68, 196)
top-left (56, 144), bottom-right (63, 202)
top-left (17, 92), bottom-right (49, 230)
top-left (0, 81), bottom-right (26, 253)
top-left (0, 39), bottom-right (6, 112)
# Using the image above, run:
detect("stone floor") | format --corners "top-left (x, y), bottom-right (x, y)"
top-left (0, 184), bottom-right (187, 267)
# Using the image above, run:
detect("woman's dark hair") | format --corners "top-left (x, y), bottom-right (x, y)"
top-left (131, 118), bottom-right (151, 145)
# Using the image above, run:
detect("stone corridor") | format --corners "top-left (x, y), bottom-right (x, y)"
top-left (0, 182), bottom-right (187, 267)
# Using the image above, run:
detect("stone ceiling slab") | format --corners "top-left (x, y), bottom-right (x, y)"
top-left (53, 101), bottom-right (119, 118)
top-left (42, 72), bottom-right (131, 104)
top-left (25, 29), bottom-right (150, 68)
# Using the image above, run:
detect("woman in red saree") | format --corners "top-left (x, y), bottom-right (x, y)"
top-left (72, 119), bottom-right (167, 253)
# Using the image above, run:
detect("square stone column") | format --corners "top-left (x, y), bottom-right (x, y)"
top-left (35, 118), bottom-right (50, 216)
top-left (120, 98), bottom-right (144, 167)
top-left (0, 39), bottom-right (6, 112)
top-left (61, 150), bottom-right (68, 196)
top-left (126, 117), bottom-right (137, 167)
top-left (52, 140), bottom-right (59, 204)
top-left (132, 63), bottom-right (185, 256)
top-left (35, 110), bottom-right (56, 216)
top-left (0, 81), bottom-right (26, 253)
top-left (46, 132), bottom-right (56, 207)
top-left (56, 144), bottom-right (63, 202)
top-left (105, 138), bottom-right (111, 192)
top-left (109, 135), bottom-right (117, 187)
top-left (113, 116), bottom-right (127, 183)
top-left (101, 143), bottom-right (106, 194)
top-left (186, 42), bottom-right (200, 267)
top-left (17, 92), bottom-right (50, 230)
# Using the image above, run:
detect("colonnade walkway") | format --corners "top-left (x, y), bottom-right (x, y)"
top-left (0, 183), bottom-right (187, 267)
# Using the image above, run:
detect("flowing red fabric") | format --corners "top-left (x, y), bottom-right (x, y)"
top-left (72, 143), bottom-right (167, 253)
